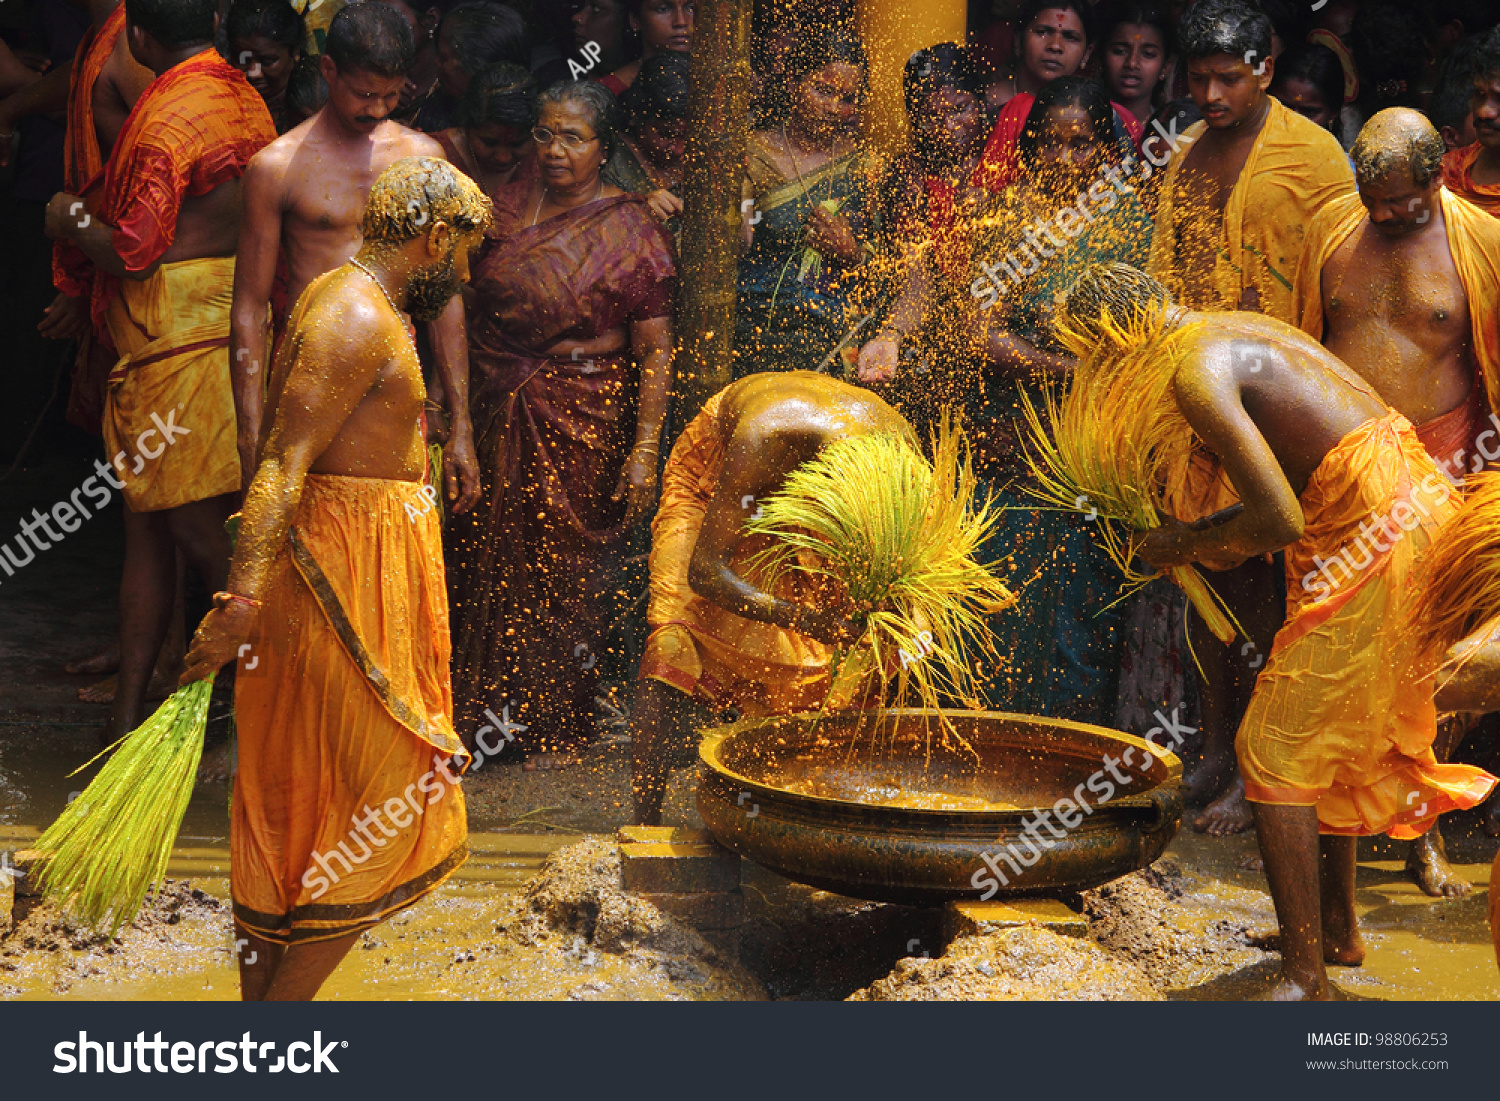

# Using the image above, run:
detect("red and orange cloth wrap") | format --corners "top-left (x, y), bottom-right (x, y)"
top-left (1442, 143), bottom-right (1500, 219)
top-left (232, 475), bottom-right (469, 945)
top-left (1236, 412), bottom-right (1497, 835)
top-left (84, 49), bottom-right (274, 511)
top-left (1293, 187), bottom-right (1500, 477)
top-left (639, 391), bottom-right (866, 716)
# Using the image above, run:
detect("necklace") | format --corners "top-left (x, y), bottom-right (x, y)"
top-left (529, 175), bottom-right (604, 227)
top-left (350, 257), bottom-right (407, 324)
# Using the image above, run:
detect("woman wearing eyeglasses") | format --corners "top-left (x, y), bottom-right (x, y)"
top-left (733, 28), bottom-right (882, 378)
top-left (447, 79), bottom-right (677, 770)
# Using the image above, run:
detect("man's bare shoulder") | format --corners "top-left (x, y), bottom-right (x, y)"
top-left (379, 122), bottom-right (445, 167)
top-left (249, 118), bottom-right (318, 177)
top-left (291, 271), bottom-right (401, 371)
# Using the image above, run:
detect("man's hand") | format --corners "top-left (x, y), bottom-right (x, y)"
top-left (180, 603), bottom-right (257, 685)
top-left (645, 188), bottom-right (683, 223)
top-left (857, 334), bottom-right (899, 383)
top-left (1137, 517), bottom-right (1198, 570)
top-left (794, 604), bottom-right (865, 647)
top-left (805, 206), bottom-right (860, 264)
top-left (38, 291), bottom-right (84, 341)
top-left (443, 424), bottom-right (481, 514)
top-left (613, 445), bottom-right (660, 528)
top-left (44, 192), bottom-right (90, 240)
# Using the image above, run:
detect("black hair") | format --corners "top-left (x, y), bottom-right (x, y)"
top-left (783, 26), bottom-right (869, 90)
top-left (325, 1), bottom-right (414, 78)
top-left (1350, 0), bottom-right (1432, 113)
top-left (1270, 43), bottom-right (1346, 113)
top-left (226, 0), bottom-right (304, 53)
top-left (1176, 0), bottom-right (1274, 65)
top-left (535, 79), bottom-right (623, 159)
top-left (460, 61), bottom-right (535, 130)
top-left (286, 54), bottom-right (328, 117)
top-left (902, 42), bottom-right (985, 121)
top-left (1094, 1), bottom-right (1172, 53)
top-left (1431, 0), bottom-right (1500, 38)
top-left (1016, 0), bottom-right (1097, 46)
top-left (1473, 24), bottom-right (1500, 83)
top-left (438, 2), bottom-right (530, 75)
top-left (621, 50), bottom-right (691, 126)
top-left (1255, 0), bottom-right (1310, 45)
top-left (125, 0), bottom-right (218, 49)
top-left (1429, 35), bottom-right (1484, 132)
top-left (1017, 75), bottom-right (1120, 163)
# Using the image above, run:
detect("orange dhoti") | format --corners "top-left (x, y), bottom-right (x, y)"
top-left (641, 393), bottom-right (850, 716)
top-left (232, 474), bottom-right (469, 945)
top-left (102, 256), bottom-right (241, 512)
top-left (1237, 412), bottom-right (1497, 836)
top-left (1414, 379), bottom-right (1490, 483)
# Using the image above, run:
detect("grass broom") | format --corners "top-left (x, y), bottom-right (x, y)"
top-left (744, 413), bottom-right (1015, 732)
top-left (1017, 308), bottom-right (1239, 645)
top-left (31, 675), bottom-right (215, 934)
top-left (1412, 471), bottom-right (1500, 662)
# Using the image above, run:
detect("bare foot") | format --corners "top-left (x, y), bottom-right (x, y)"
top-left (1262, 971), bottom-right (1336, 1001)
top-left (524, 752), bottom-right (579, 772)
top-left (196, 740), bottom-right (234, 784)
top-left (1405, 829), bottom-right (1473, 899)
top-left (1237, 852), bottom-right (1265, 872)
top-left (1183, 746), bottom-right (1234, 805)
top-left (1244, 929), bottom-right (1364, 966)
top-left (1193, 776), bottom-right (1254, 835)
top-left (76, 668), bottom-right (179, 705)
top-left (65, 645), bottom-right (119, 676)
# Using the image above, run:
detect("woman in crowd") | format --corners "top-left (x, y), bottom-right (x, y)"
top-left (448, 81), bottom-right (676, 767)
top-left (227, 0), bottom-right (305, 133)
top-left (971, 0), bottom-right (1142, 192)
top-left (434, 62), bottom-right (537, 195)
top-left (969, 77), bottom-right (1153, 725)
top-left (412, 1), bottom-right (530, 132)
top-left (1270, 43), bottom-right (1347, 138)
top-left (605, 51), bottom-right (689, 233)
top-left (1096, 1), bottom-right (1172, 133)
top-left (602, 0), bottom-right (694, 95)
top-left (283, 55), bottom-right (328, 128)
top-left (734, 30), bottom-right (880, 378)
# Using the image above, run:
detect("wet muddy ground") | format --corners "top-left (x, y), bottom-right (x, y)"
top-left (3, 452), bottom-right (1498, 1000)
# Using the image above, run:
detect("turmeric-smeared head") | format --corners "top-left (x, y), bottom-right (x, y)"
top-left (361, 156), bottom-right (494, 244)
top-left (1055, 261), bottom-right (1177, 355)
top-left (1351, 108), bottom-right (1445, 190)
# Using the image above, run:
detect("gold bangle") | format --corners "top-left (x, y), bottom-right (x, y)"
top-left (214, 591), bottom-right (262, 610)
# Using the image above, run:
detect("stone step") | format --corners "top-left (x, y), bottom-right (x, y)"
top-left (619, 841), bottom-right (741, 894)
top-left (944, 898), bottom-right (1088, 944)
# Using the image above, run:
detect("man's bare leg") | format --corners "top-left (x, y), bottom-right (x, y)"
top-left (1251, 800), bottom-right (1334, 1000)
top-left (108, 507), bottom-right (177, 741)
top-left (1319, 833), bottom-right (1365, 965)
top-left (79, 559), bottom-right (186, 704)
top-left (261, 931), bottom-right (362, 1001)
top-left (236, 924), bottom-right (285, 1001)
top-left (1406, 715), bottom-right (1474, 897)
top-left (631, 678), bottom-right (692, 826)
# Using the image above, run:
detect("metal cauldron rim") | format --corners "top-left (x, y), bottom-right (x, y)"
top-left (698, 707), bottom-right (1183, 824)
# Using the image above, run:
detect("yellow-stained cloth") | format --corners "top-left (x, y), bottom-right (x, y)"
top-left (101, 256), bottom-right (239, 512)
top-left (1238, 412), bottom-right (1497, 835)
top-left (1442, 143), bottom-right (1500, 219)
top-left (232, 474), bottom-right (469, 945)
top-left (1293, 187), bottom-right (1500, 432)
top-left (641, 392), bottom-right (850, 715)
top-left (1147, 96), bottom-right (1355, 324)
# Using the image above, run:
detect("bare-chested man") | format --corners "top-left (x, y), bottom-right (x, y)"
top-left (182, 157), bottom-right (490, 1000)
top-left (45, 0), bottom-right (276, 741)
top-left (631, 372), bottom-right (914, 825)
top-left (1058, 262), bottom-right (1496, 1000)
top-left (231, 1), bottom-right (479, 512)
top-left (1442, 33), bottom-right (1500, 218)
top-left (1145, 0), bottom-right (1356, 836)
top-left (1294, 108), bottom-right (1500, 896)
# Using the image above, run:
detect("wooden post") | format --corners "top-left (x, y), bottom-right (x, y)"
top-left (857, 0), bottom-right (968, 152)
top-left (674, 0), bottom-right (753, 420)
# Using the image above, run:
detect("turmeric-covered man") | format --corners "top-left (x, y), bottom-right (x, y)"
top-left (631, 372), bottom-right (914, 825)
top-left (182, 158), bottom-right (491, 1000)
top-left (1441, 32), bottom-right (1500, 218)
top-left (1144, 0), bottom-right (1356, 836)
top-left (1294, 108), bottom-right (1500, 897)
top-left (44, 0), bottom-right (275, 742)
top-left (1057, 262), bottom-right (1496, 1000)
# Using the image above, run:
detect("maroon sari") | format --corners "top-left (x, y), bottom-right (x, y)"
top-left (448, 180), bottom-right (676, 751)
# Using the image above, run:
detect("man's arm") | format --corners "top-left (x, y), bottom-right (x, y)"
top-left (43, 191), bottom-right (150, 280)
top-left (686, 427), bottom-right (858, 645)
top-left (1435, 626), bottom-right (1500, 713)
top-left (181, 288), bottom-right (389, 681)
top-left (424, 297), bottom-right (480, 513)
top-left (1140, 355), bottom-right (1304, 568)
top-left (0, 59), bottom-right (73, 167)
top-left (229, 153), bottom-right (286, 487)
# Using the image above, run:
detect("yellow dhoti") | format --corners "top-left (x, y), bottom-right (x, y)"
top-left (641, 393), bottom-right (846, 716)
top-left (232, 474), bottom-right (469, 945)
top-left (102, 256), bottom-right (240, 512)
top-left (1238, 412), bottom-right (1497, 836)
